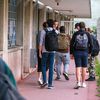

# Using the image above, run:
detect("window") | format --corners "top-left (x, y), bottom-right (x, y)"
top-left (8, 0), bottom-right (17, 47)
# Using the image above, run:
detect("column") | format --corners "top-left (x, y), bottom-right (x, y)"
top-left (0, 0), bottom-right (8, 62)
top-left (23, 0), bottom-right (33, 73)
top-left (39, 6), bottom-right (46, 30)
top-left (16, 0), bottom-right (24, 46)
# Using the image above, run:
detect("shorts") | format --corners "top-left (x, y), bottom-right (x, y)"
top-left (74, 51), bottom-right (88, 67)
top-left (37, 50), bottom-right (49, 72)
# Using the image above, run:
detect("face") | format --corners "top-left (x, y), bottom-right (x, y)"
top-left (53, 22), bottom-right (59, 29)
top-left (76, 26), bottom-right (80, 30)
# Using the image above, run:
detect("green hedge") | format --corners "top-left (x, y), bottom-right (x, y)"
top-left (95, 58), bottom-right (100, 97)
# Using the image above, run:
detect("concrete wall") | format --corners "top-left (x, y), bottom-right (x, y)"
top-left (8, 48), bottom-right (22, 81)
top-left (0, 0), bottom-right (67, 82)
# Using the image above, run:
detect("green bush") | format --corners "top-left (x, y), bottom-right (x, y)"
top-left (95, 58), bottom-right (100, 97)
top-left (95, 63), bottom-right (100, 78)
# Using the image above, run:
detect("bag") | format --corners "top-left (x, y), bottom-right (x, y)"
top-left (45, 29), bottom-right (58, 51)
top-left (91, 36), bottom-right (100, 57)
top-left (0, 72), bottom-right (25, 100)
top-left (57, 33), bottom-right (70, 52)
top-left (75, 32), bottom-right (88, 50)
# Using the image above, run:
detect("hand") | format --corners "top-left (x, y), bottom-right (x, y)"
top-left (70, 54), bottom-right (74, 59)
top-left (39, 52), bottom-right (42, 58)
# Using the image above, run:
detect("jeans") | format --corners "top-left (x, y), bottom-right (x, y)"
top-left (41, 52), bottom-right (55, 86)
top-left (55, 52), bottom-right (70, 78)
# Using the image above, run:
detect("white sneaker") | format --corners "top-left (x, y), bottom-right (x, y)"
top-left (74, 82), bottom-right (81, 89)
top-left (81, 82), bottom-right (87, 88)
top-left (38, 79), bottom-right (43, 85)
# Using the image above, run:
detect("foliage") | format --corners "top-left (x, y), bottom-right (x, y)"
top-left (95, 58), bottom-right (100, 97)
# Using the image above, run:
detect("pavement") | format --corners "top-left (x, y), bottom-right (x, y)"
top-left (18, 59), bottom-right (99, 100)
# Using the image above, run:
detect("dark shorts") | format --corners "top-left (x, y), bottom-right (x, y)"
top-left (37, 50), bottom-right (49, 72)
top-left (74, 51), bottom-right (88, 67)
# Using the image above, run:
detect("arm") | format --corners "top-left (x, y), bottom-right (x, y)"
top-left (70, 33), bottom-right (76, 54)
top-left (39, 30), bottom-right (45, 58)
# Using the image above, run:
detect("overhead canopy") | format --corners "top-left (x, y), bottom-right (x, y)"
top-left (39, 0), bottom-right (91, 18)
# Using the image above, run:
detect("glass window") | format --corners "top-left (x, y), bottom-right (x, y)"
top-left (8, 0), bottom-right (17, 47)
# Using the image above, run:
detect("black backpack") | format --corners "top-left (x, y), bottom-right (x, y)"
top-left (0, 72), bottom-right (26, 100)
top-left (74, 31), bottom-right (88, 50)
top-left (45, 29), bottom-right (58, 51)
top-left (91, 35), bottom-right (100, 57)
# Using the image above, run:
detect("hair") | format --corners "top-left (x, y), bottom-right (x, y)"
top-left (75, 23), bottom-right (79, 29)
top-left (47, 19), bottom-right (54, 27)
top-left (60, 26), bottom-right (65, 33)
top-left (43, 22), bottom-right (48, 29)
top-left (79, 22), bottom-right (85, 29)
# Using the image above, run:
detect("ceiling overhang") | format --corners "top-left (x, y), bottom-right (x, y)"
top-left (39, 0), bottom-right (91, 18)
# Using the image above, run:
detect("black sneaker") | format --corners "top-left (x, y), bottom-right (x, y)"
top-left (47, 85), bottom-right (54, 89)
top-left (63, 73), bottom-right (69, 80)
top-left (40, 82), bottom-right (47, 88)
top-left (55, 77), bottom-right (61, 80)
top-left (85, 77), bottom-right (95, 81)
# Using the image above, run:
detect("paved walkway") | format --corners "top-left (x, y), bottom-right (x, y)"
top-left (18, 60), bottom-right (99, 100)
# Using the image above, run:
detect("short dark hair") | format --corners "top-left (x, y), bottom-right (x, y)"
top-left (43, 22), bottom-right (47, 29)
top-left (47, 19), bottom-right (54, 27)
top-left (75, 23), bottom-right (79, 29)
top-left (79, 22), bottom-right (85, 29)
top-left (60, 26), bottom-right (65, 33)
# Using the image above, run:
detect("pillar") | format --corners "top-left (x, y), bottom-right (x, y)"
top-left (0, 0), bottom-right (8, 62)
top-left (23, 0), bottom-right (33, 72)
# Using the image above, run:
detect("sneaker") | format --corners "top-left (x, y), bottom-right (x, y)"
top-left (63, 73), bottom-right (69, 80)
top-left (47, 86), bottom-right (54, 89)
top-left (55, 77), bottom-right (61, 80)
top-left (81, 82), bottom-right (87, 88)
top-left (85, 77), bottom-right (95, 81)
top-left (38, 79), bottom-right (43, 85)
top-left (74, 82), bottom-right (81, 89)
top-left (40, 82), bottom-right (47, 88)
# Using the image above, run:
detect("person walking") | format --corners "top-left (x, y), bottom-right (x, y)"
top-left (55, 26), bottom-right (70, 80)
top-left (85, 28), bottom-right (99, 81)
top-left (70, 22), bottom-right (93, 89)
top-left (37, 22), bottom-right (48, 85)
top-left (39, 19), bottom-right (56, 89)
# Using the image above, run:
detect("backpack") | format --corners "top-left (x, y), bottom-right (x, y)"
top-left (0, 72), bottom-right (26, 100)
top-left (91, 35), bottom-right (100, 57)
top-left (74, 32), bottom-right (88, 50)
top-left (45, 29), bottom-right (58, 51)
top-left (57, 33), bottom-right (70, 52)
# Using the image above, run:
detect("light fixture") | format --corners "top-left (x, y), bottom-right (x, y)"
top-left (55, 0), bottom-right (62, 6)
top-left (46, 6), bottom-right (53, 10)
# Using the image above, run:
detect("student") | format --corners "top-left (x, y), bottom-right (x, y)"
top-left (53, 20), bottom-right (60, 72)
top-left (75, 23), bottom-right (80, 31)
top-left (0, 58), bottom-right (16, 87)
top-left (55, 26), bottom-right (70, 80)
top-left (0, 58), bottom-right (25, 100)
top-left (37, 22), bottom-right (48, 85)
top-left (85, 28), bottom-right (96, 81)
top-left (70, 22), bottom-right (93, 89)
top-left (39, 19), bottom-right (55, 89)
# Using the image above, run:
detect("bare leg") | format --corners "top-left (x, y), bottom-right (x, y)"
top-left (82, 67), bottom-right (87, 82)
top-left (76, 67), bottom-right (81, 82)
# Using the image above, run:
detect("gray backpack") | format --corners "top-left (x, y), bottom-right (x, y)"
top-left (0, 72), bottom-right (26, 100)
top-left (75, 32), bottom-right (88, 50)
